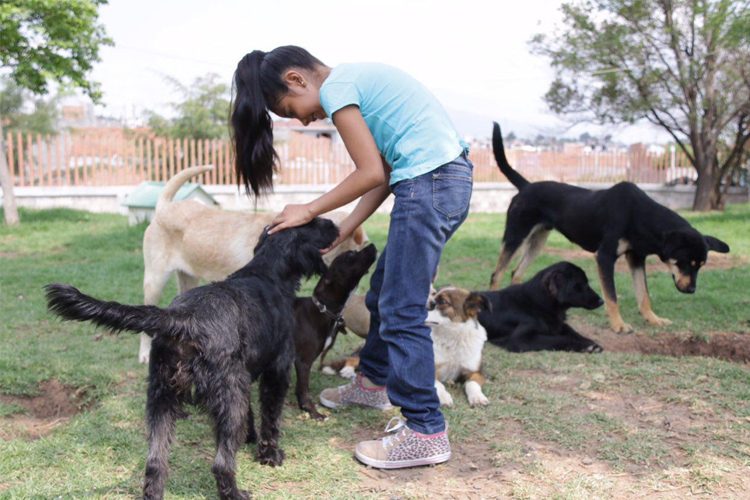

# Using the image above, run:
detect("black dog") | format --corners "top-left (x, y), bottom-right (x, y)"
top-left (45, 217), bottom-right (338, 500)
top-left (488, 122), bottom-right (730, 333)
top-left (480, 262), bottom-right (604, 352)
top-left (293, 243), bottom-right (377, 420)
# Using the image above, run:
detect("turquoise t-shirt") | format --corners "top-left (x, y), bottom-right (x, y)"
top-left (319, 63), bottom-right (467, 185)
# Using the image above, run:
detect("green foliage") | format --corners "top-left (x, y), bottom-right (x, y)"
top-left (145, 73), bottom-right (230, 140)
top-left (0, 78), bottom-right (59, 135)
top-left (532, 0), bottom-right (748, 125)
top-left (531, 0), bottom-right (750, 210)
top-left (0, 0), bottom-right (112, 101)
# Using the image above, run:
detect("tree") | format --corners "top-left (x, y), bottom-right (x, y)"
top-left (0, 0), bottom-right (111, 225)
top-left (531, 0), bottom-right (750, 210)
top-left (145, 73), bottom-right (230, 140)
top-left (1, 78), bottom-right (60, 135)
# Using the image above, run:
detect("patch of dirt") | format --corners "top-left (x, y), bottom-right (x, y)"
top-left (350, 433), bottom-right (750, 499)
top-left (0, 379), bottom-right (89, 441)
top-left (574, 321), bottom-right (750, 363)
top-left (544, 247), bottom-right (745, 272)
top-left (339, 390), bottom-right (750, 498)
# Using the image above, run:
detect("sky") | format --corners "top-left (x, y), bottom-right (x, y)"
top-left (87, 0), bottom-right (671, 143)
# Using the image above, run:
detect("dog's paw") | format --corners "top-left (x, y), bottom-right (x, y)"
top-left (645, 314), bottom-right (672, 327)
top-left (586, 343), bottom-right (603, 353)
top-left (468, 393), bottom-right (489, 407)
top-left (138, 351), bottom-right (150, 364)
top-left (339, 366), bottom-right (356, 379)
top-left (611, 321), bottom-right (634, 334)
top-left (257, 445), bottom-right (285, 467)
top-left (321, 366), bottom-right (337, 376)
top-left (437, 390), bottom-right (454, 407)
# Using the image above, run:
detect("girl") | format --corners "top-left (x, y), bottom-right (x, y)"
top-left (231, 45), bottom-right (473, 469)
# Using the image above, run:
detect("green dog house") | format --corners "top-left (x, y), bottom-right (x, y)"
top-left (123, 181), bottom-right (217, 225)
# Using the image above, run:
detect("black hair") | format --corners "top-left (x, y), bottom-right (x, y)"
top-left (230, 46), bottom-right (325, 196)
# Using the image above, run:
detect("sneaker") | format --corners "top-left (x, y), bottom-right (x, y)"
top-left (355, 417), bottom-right (451, 469)
top-left (319, 374), bottom-right (393, 410)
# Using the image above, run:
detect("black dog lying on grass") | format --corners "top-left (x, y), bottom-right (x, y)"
top-left (479, 261), bottom-right (604, 353)
top-left (45, 218), bottom-right (338, 500)
top-left (293, 243), bottom-right (377, 420)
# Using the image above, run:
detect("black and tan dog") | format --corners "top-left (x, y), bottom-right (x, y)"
top-left (488, 122), bottom-right (730, 333)
top-left (45, 218), bottom-right (338, 500)
top-left (293, 243), bottom-right (377, 419)
top-left (480, 262), bottom-right (603, 352)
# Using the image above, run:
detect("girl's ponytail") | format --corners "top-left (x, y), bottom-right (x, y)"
top-left (231, 50), bottom-right (277, 196)
top-left (230, 46), bottom-right (325, 197)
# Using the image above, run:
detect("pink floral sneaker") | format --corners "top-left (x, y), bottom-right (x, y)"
top-left (319, 373), bottom-right (393, 410)
top-left (355, 418), bottom-right (451, 469)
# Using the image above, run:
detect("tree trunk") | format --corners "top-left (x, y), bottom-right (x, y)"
top-left (0, 121), bottom-right (20, 225)
top-left (692, 167), bottom-right (722, 211)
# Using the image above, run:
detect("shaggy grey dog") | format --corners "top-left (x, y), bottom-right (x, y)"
top-left (45, 217), bottom-right (338, 500)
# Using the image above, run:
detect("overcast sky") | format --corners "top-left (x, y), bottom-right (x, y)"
top-left (89, 0), bottom-right (670, 143)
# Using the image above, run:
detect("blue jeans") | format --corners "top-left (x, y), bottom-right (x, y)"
top-left (358, 153), bottom-right (473, 434)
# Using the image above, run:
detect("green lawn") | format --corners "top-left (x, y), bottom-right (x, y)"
top-left (1, 205), bottom-right (749, 498)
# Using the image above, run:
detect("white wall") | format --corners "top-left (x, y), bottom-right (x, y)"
top-left (4, 183), bottom-right (748, 216)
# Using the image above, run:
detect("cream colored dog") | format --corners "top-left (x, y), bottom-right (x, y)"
top-left (138, 165), bottom-right (368, 363)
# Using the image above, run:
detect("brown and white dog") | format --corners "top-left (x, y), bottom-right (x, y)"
top-left (426, 286), bottom-right (491, 407)
top-left (325, 286), bottom-right (491, 407)
top-left (138, 165), bottom-right (368, 363)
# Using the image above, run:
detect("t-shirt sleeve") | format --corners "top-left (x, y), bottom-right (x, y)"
top-left (320, 81), bottom-right (361, 117)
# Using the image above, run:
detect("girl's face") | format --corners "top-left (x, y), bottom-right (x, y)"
top-left (273, 69), bottom-right (326, 126)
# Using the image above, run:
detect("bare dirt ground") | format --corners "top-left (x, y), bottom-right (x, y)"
top-left (351, 432), bottom-right (750, 499)
top-left (0, 379), bottom-right (88, 440)
top-left (582, 323), bottom-right (750, 363)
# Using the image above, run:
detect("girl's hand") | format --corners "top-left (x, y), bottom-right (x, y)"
top-left (268, 203), bottom-right (315, 234)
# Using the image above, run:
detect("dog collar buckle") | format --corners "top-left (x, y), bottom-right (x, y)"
top-left (312, 295), bottom-right (345, 328)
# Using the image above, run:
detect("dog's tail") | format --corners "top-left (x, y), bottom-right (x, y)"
top-left (155, 164), bottom-right (214, 214)
top-left (493, 122), bottom-right (528, 189)
top-left (45, 283), bottom-right (188, 339)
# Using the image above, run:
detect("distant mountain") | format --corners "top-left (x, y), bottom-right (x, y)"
top-left (445, 106), bottom-right (672, 145)
top-left (445, 107), bottom-right (541, 141)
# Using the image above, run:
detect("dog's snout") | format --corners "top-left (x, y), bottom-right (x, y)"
top-left (673, 273), bottom-right (695, 294)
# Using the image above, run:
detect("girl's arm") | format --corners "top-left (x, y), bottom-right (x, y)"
top-left (322, 170), bottom-right (391, 253)
top-left (269, 105), bottom-right (386, 233)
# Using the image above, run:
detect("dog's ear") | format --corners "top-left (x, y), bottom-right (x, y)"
top-left (352, 226), bottom-right (366, 246)
top-left (704, 235), bottom-right (729, 253)
top-left (303, 246), bottom-right (328, 278)
top-left (542, 269), bottom-right (564, 299)
top-left (464, 292), bottom-right (490, 317)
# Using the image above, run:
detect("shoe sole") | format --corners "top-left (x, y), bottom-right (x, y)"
top-left (354, 450), bottom-right (452, 469)
top-left (319, 394), bottom-right (393, 411)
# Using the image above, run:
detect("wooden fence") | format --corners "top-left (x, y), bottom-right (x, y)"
top-left (4, 129), bottom-right (695, 188)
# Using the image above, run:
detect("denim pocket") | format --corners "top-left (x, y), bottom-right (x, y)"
top-left (432, 163), bottom-right (473, 218)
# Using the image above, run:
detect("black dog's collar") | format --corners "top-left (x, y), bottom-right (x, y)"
top-left (311, 295), bottom-right (345, 327)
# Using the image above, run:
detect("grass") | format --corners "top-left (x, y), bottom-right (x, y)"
top-left (1, 205), bottom-right (749, 498)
